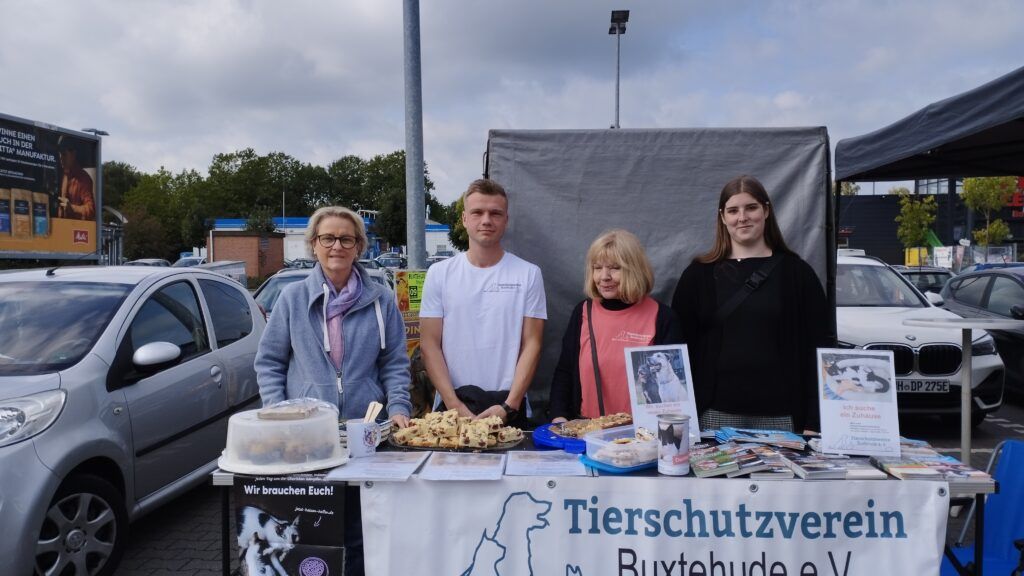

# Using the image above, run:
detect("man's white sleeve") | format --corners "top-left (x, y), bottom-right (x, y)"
top-left (524, 265), bottom-right (547, 319)
top-left (419, 266), bottom-right (444, 318)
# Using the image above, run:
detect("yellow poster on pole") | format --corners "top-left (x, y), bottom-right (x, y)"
top-left (394, 270), bottom-right (433, 416)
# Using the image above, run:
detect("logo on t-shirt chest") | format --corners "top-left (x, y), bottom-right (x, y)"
top-left (483, 282), bottom-right (522, 293)
top-left (612, 330), bottom-right (653, 344)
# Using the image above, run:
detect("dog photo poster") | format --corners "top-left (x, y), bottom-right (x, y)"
top-left (817, 348), bottom-right (901, 457)
top-left (624, 344), bottom-right (700, 445)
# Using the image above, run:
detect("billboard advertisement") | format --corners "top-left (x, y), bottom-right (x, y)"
top-left (0, 113), bottom-right (100, 258)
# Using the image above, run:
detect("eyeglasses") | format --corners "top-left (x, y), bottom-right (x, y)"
top-left (317, 234), bottom-right (358, 249)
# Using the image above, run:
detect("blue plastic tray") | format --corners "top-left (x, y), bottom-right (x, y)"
top-left (580, 454), bottom-right (657, 474)
top-left (532, 423), bottom-right (587, 454)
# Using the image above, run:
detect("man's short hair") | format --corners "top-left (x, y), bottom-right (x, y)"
top-left (461, 178), bottom-right (508, 204)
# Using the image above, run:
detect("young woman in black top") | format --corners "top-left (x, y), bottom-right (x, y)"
top-left (671, 175), bottom-right (830, 432)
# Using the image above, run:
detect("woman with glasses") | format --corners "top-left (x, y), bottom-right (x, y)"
top-left (255, 206), bottom-right (410, 576)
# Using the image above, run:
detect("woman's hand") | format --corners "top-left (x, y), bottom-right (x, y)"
top-left (390, 414), bottom-right (411, 428)
top-left (551, 417), bottom-right (568, 424)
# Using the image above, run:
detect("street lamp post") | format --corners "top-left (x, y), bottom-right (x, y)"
top-left (608, 10), bottom-right (629, 129)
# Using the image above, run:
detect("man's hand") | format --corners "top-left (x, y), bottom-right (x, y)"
top-left (551, 416), bottom-right (568, 424)
top-left (475, 404), bottom-right (507, 422)
top-left (390, 414), bottom-right (411, 429)
top-left (449, 401), bottom-right (476, 419)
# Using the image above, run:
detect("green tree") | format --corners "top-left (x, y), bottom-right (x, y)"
top-left (895, 192), bottom-right (937, 265)
top-left (448, 196), bottom-right (468, 251)
top-left (888, 186), bottom-right (911, 196)
top-left (963, 176), bottom-right (1015, 246)
top-left (122, 205), bottom-right (170, 260)
top-left (101, 161), bottom-right (142, 209)
top-left (834, 181), bottom-right (860, 196)
top-left (365, 151), bottom-right (439, 247)
top-left (244, 205), bottom-right (278, 233)
top-left (323, 155), bottom-right (366, 208)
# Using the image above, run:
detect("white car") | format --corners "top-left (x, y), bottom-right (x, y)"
top-left (836, 255), bottom-right (1004, 427)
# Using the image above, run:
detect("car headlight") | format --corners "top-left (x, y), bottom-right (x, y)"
top-left (836, 341), bottom-right (858, 349)
top-left (0, 390), bottom-right (66, 449)
top-left (972, 336), bottom-right (998, 356)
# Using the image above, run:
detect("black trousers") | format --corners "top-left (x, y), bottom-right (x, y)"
top-left (344, 485), bottom-right (363, 576)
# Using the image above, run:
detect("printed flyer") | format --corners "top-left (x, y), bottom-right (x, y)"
top-left (394, 269), bottom-right (432, 415)
top-left (817, 348), bottom-right (901, 457)
top-left (624, 344), bottom-right (699, 445)
top-left (232, 475), bottom-right (346, 576)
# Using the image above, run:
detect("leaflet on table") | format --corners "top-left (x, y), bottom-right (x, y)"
top-left (324, 452), bottom-right (429, 482)
top-left (504, 450), bottom-right (589, 477)
top-left (419, 452), bottom-right (507, 481)
top-left (623, 344), bottom-right (699, 444)
top-left (816, 348), bottom-right (901, 457)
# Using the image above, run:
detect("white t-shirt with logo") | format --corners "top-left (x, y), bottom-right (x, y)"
top-left (420, 251), bottom-right (547, 393)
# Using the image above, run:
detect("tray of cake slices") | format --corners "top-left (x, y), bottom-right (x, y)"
top-left (532, 412), bottom-right (633, 454)
top-left (389, 409), bottom-right (524, 451)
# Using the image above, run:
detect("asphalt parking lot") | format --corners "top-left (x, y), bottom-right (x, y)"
top-left (116, 485), bottom-right (231, 576)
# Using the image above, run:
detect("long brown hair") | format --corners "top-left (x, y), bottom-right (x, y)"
top-left (697, 175), bottom-right (792, 264)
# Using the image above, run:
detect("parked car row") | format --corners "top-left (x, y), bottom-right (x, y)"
top-left (0, 266), bottom-right (265, 576)
top-left (941, 266), bottom-right (1024, 396)
top-left (253, 263), bottom-right (395, 318)
top-left (836, 254), bottom-right (1006, 427)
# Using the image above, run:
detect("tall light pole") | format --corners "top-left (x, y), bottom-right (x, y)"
top-left (403, 0), bottom-right (426, 269)
top-left (608, 10), bottom-right (629, 129)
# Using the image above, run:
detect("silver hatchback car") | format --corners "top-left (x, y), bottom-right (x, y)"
top-left (0, 266), bottom-right (266, 576)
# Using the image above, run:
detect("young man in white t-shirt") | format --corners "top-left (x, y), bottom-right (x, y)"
top-left (420, 179), bottom-right (547, 424)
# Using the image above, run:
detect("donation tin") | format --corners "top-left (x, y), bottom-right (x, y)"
top-left (657, 413), bottom-right (690, 476)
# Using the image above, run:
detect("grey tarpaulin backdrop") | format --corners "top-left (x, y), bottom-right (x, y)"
top-left (485, 128), bottom-right (833, 413)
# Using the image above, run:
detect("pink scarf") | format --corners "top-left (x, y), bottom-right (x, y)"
top-left (323, 267), bottom-right (362, 370)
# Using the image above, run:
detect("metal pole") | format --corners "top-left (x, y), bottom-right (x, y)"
top-left (403, 0), bottom-right (426, 270)
top-left (614, 28), bottom-right (621, 129)
top-left (960, 328), bottom-right (972, 465)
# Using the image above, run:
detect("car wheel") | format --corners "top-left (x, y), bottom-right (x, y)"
top-left (35, 474), bottom-right (127, 576)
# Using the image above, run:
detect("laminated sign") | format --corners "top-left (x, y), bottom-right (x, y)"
top-left (232, 475), bottom-right (346, 576)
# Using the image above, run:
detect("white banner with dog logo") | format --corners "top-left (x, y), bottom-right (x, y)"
top-left (362, 476), bottom-right (948, 576)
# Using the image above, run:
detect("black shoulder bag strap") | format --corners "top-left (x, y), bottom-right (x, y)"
top-left (714, 254), bottom-right (783, 325)
top-left (585, 299), bottom-right (606, 416)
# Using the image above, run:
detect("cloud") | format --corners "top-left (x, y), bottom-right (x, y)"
top-left (0, 0), bottom-right (1020, 204)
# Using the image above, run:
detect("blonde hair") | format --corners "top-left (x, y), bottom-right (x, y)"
top-left (305, 206), bottom-right (368, 256)
top-left (583, 229), bottom-right (654, 304)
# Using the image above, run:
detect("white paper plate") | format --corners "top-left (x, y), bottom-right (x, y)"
top-left (217, 451), bottom-right (349, 476)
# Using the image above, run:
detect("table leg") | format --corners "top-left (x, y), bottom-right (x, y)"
top-left (974, 492), bottom-right (984, 576)
top-left (222, 485), bottom-right (231, 576)
top-left (961, 328), bottom-right (972, 466)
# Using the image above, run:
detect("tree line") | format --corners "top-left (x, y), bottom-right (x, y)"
top-left (105, 149), bottom-right (460, 261)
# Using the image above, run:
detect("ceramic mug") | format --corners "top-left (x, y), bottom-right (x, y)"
top-left (347, 419), bottom-right (379, 458)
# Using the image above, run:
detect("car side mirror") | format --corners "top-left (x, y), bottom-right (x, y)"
top-left (924, 291), bottom-right (944, 307)
top-left (133, 341), bottom-right (182, 371)
top-left (1012, 305), bottom-right (1024, 320)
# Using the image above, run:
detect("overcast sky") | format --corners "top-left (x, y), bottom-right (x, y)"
top-left (1, 0), bottom-right (1020, 203)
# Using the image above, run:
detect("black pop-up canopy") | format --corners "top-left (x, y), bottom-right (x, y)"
top-left (836, 65), bottom-right (1024, 182)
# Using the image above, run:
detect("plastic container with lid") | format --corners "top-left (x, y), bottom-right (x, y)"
top-left (218, 399), bottom-right (348, 475)
top-left (584, 424), bottom-right (658, 469)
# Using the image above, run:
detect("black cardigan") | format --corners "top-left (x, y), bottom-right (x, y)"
top-left (670, 253), bottom-right (832, 432)
top-left (548, 298), bottom-right (684, 421)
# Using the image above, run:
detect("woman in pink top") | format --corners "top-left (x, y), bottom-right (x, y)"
top-left (549, 229), bottom-right (683, 422)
